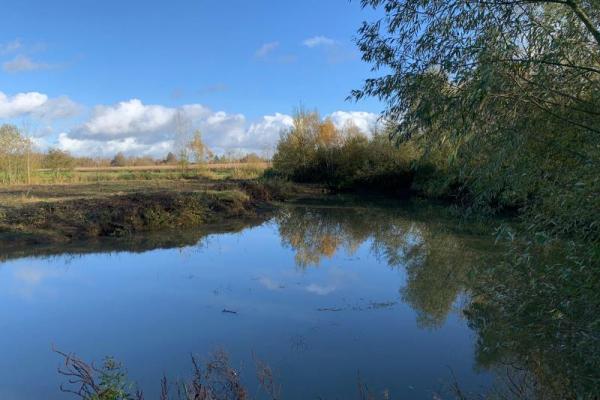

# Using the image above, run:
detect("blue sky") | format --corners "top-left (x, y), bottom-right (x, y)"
top-left (0, 0), bottom-right (383, 156)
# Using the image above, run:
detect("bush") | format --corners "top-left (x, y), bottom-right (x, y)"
top-left (272, 110), bottom-right (415, 194)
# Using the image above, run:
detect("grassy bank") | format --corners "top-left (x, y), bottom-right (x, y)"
top-left (0, 176), bottom-right (310, 251)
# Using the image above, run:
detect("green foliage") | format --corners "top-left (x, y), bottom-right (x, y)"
top-left (466, 239), bottom-right (600, 399)
top-left (352, 1), bottom-right (600, 397)
top-left (91, 358), bottom-right (134, 400)
top-left (56, 350), bottom-right (251, 400)
top-left (272, 110), bottom-right (414, 193)
top-left (353, 0), bottom-right (600, 240)
top-left (44, 148), bottom-right (75, 172)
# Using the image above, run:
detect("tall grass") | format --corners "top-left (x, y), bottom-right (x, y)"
top-left (0, 163), bottom-right (268, 186)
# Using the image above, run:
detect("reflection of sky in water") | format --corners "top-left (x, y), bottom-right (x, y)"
top-left (0, 209), bottom-right (494, 400)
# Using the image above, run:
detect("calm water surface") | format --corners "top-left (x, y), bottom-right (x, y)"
top-left (0, 201), bottom-right (499, 399)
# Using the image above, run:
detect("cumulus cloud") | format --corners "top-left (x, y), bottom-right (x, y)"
top-left (58, 133), bottom-right (174, 157)
top-left (255, 41), bottom-right (280, 58)
top-left (302, 36), bottom-right (337, 48)
top-left (0, 91), bottom-right (47, 118)
top-left (329, 111), bottom-right (380, 134)
top-left (0, 91), bottom-right (80, 120)
top-left (244, 113), bottom-right (293, 149)
top-left (8, 96), bottom-right (377, 158)
top-left (32, 96), bottom-right (82, 120)
top-left (60, 98), bottom-right (288, 156)
top-left (79, 99), bottom-right (177, 137)
top-left (3, 55), bottom-right (51, 73)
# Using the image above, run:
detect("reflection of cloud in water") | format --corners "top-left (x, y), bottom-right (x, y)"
top-left (258, 276), bottom-right (284, 290)
top-left (12, 265), bottom-right (62, 299)
top-left (14, 265), bottom-right (59, 285)
top-left (305, 266), bottom-right (357, 296)
top-left (305, 283), bottom-right (337, 295)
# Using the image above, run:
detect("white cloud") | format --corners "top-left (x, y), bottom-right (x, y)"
top-left (0, 94), bottom-right (378, 158)
top-left (302, 36), bottom-right (356, 64)
top-left (58, 104), bottom-right (379, 157)
top-left (329, 111), bottom-right (380, 135)
top-left (0, 91), bottom-right (80, 120)
top-left (57, 133), bottom-right (174, 157)
top-left (255, 41), bottom-right (279, 58)
top-left (33, 96), bottom-right (82, 120)
top-left (3, 55), bottom-right (51, 73)
top-left (0, 39), bottom-right (22, 55)
top-left (0, 91), bottom-right (47, 118)
top-left (244, 113), bottom-right (293, 150)
top-left (302, 36), bottom-right (337, 48)
top-left (81, 99), bottom-right (176, 137)
top-left (65, 99), bottom-right (295, 156)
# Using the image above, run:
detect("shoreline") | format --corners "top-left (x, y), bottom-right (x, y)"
top-left (0, 179), bottom-right (319, 253)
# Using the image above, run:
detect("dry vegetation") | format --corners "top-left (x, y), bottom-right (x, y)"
top-left (0, 170), bottom-right (305, 252)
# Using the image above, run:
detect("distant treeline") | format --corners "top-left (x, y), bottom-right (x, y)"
top-left (0, 124), bottom-right (268, 184)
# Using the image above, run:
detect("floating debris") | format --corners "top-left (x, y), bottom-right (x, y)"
top-left (317, 307), bottom-right (343, 312)
top-left (368, 301), bottom-right (397, 310)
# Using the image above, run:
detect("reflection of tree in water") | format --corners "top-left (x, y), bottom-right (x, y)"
top-left (276, 204), bottom-right (491, 328)
top-left (276, 206), bottom-right (369, 268)
top-left (465, 242), bottom-right (600, 399)
top-left (276, 203), bottom-right (598, 397)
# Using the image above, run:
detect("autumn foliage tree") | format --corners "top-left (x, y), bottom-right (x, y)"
top-left (272, 109), bottom-right (413, 191)
top-left (188, 129), bottom-right (213, 164)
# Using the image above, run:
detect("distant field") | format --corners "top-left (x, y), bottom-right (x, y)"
top-left (1, 162), bottom-right (271, 186)
top-left (36, 162), bottom-right (271, 172)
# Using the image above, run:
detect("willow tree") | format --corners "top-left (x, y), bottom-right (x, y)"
top-left (354, 0), bottom-right (600, 240)
top-left (353, 2), bottom-right (600, 396)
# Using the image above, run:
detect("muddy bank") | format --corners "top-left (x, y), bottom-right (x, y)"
top-left (0, 180), bottom-right (315, 252)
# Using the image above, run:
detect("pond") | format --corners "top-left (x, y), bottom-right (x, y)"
top-left (0, 200), bottom-right (501, 399)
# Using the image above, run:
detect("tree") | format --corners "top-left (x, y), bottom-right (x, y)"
top-left (173, 110), bottom-right (192, 173)
top-left (316, 118), bottom-right (341, 149)
top-left (272, 109), bottom-right (321, 180)
top-left (353, 0), bottom-right (600, 136)
top-left (188, 129), bottom-right (212, 164)
top-left (0, 124), bottom-right (32, 184)
top-left (111, 152), bottom-right (127, 167)
top-left (354, 0), bottom-right (600, 240)
top-left (44, 148), bottom-right (75, 177)
top-left (352, 3), bottom-right (600, 397)
top-left (164, 152), bottom-right (177, 164)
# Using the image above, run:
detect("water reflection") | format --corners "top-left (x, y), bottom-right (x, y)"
top-left (0, 216), bottom-right (269, 263)
top-left (276, 203), bottom-right (492, 328)
top-left (0, 200), bottom-right (503, 400)
top-left (275, 203), bottom-right (596, 398)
